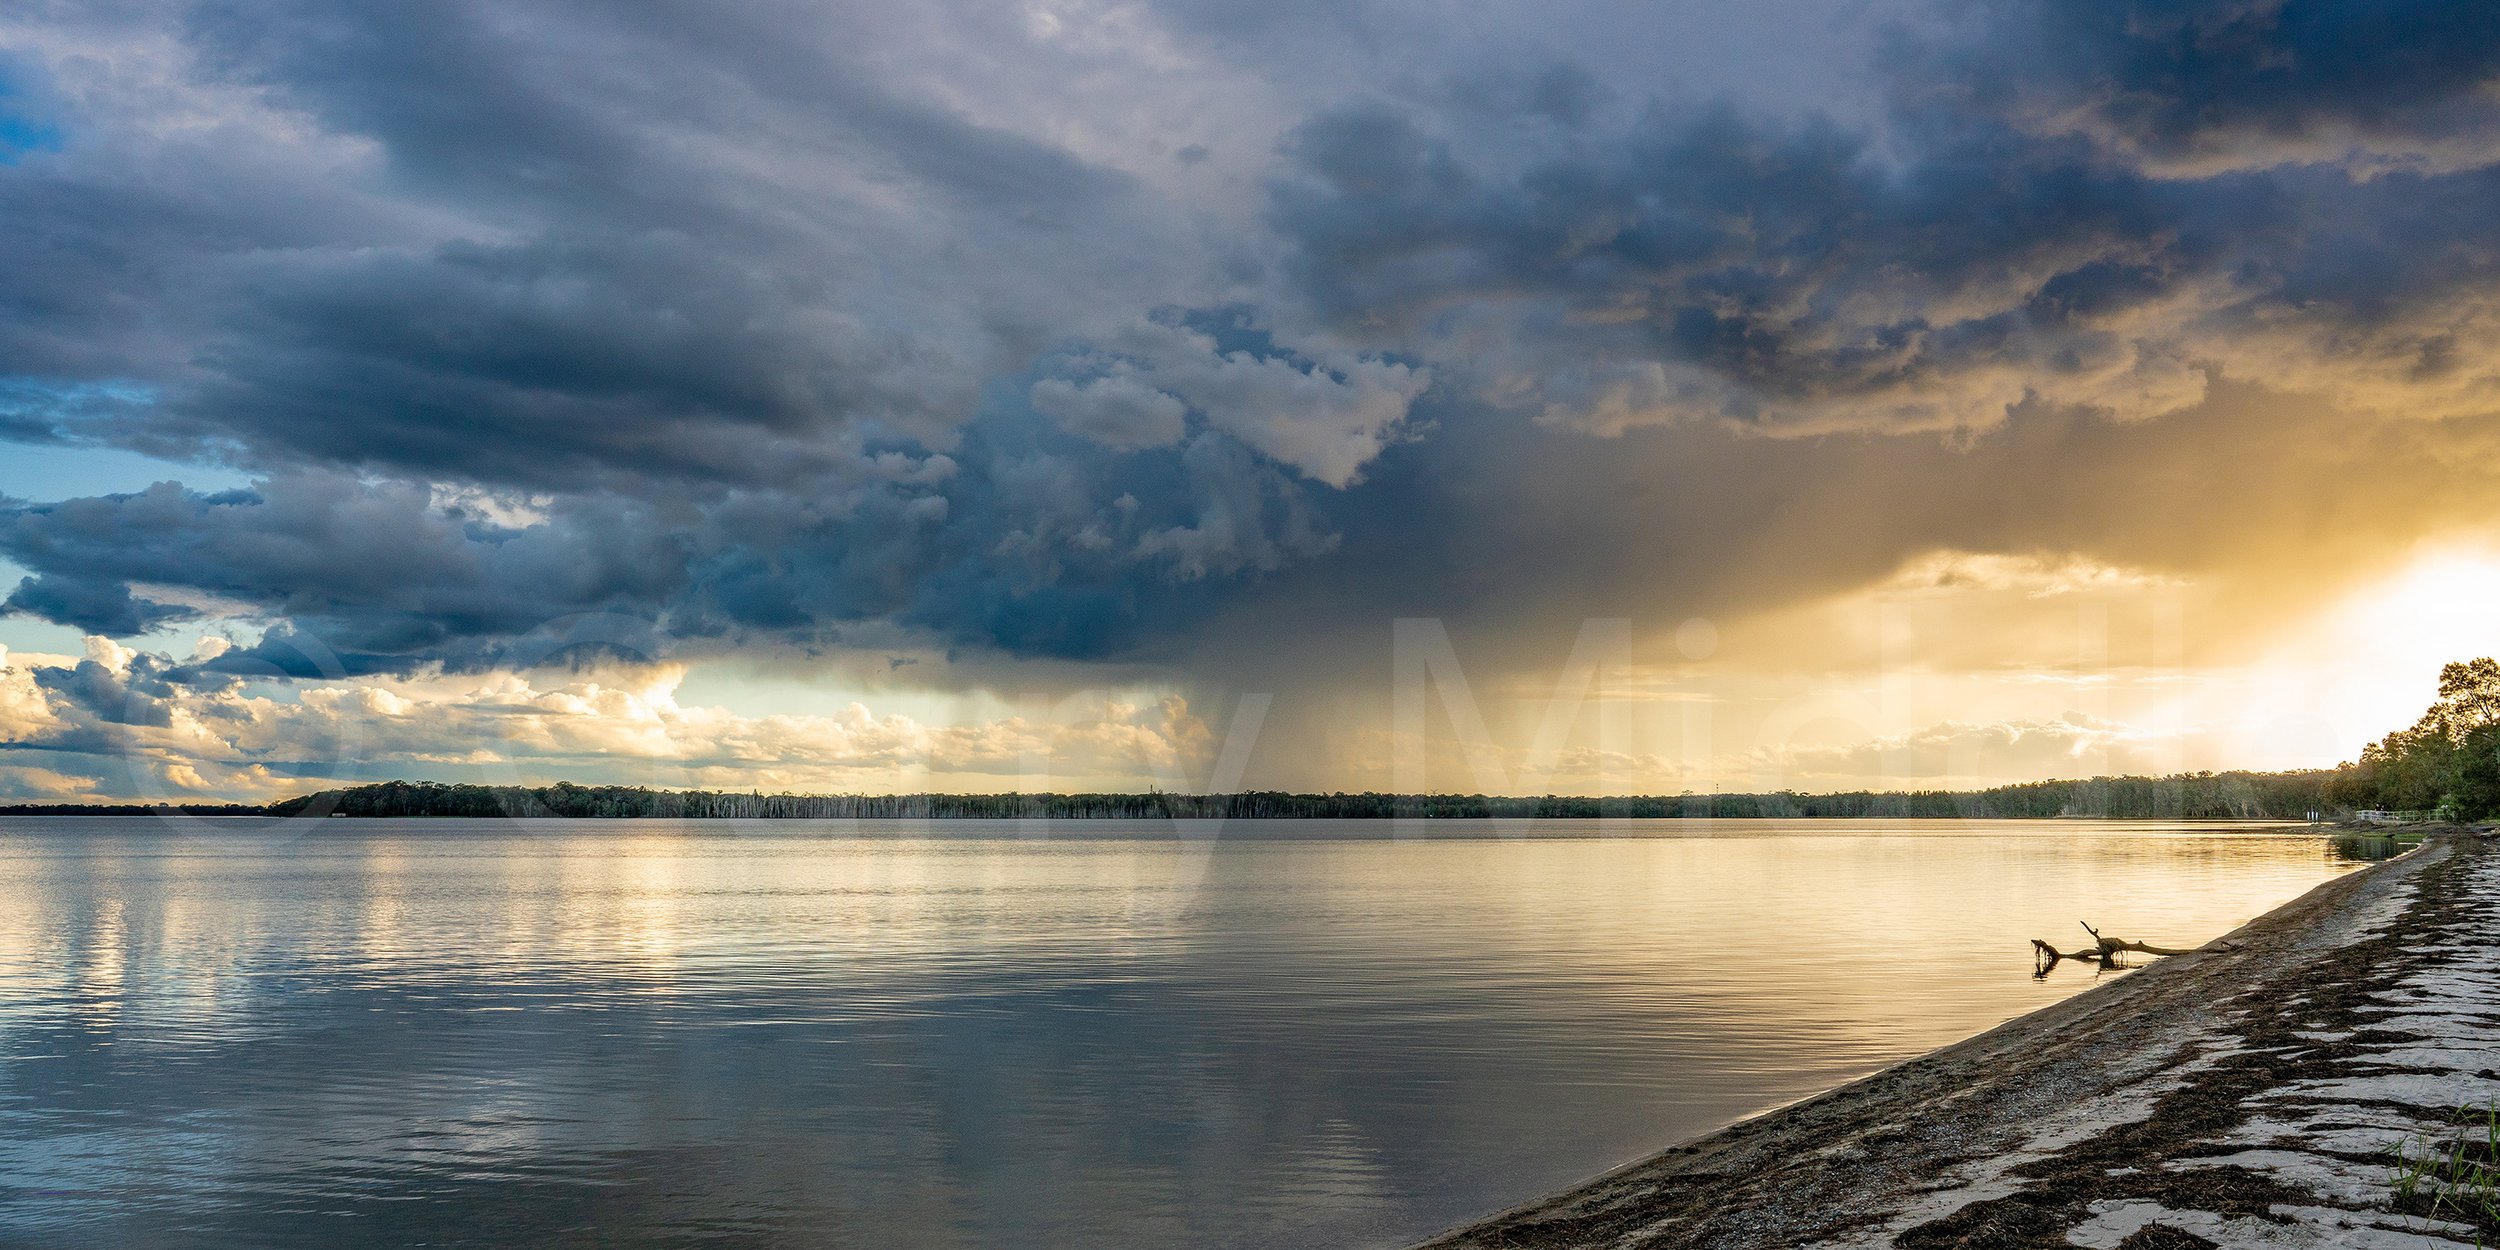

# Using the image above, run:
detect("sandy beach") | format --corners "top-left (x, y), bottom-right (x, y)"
top-left (1416, 832), bottom-right (2500, 1249)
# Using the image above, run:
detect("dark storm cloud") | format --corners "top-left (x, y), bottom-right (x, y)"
top-left (2, 0), bottom-right (1171, 485)
top-left (155, 0), bottom-right (1168, 493)
top-left (0, 431), bottom-right (1309, 666)
top-left (0, 479), bottom-right (683, 668)
top-left (1271, 102), bottom-right (2200, 433)
top-left (2, 0), bottom-right (2498, 680)
top-left (1935, 0), bottom-right (2500, 172)
top-left (4, 573), bottom-right (196, 637)
top-left (1266, 1), bottom-right (2500, 437)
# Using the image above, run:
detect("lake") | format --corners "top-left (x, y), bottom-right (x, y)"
top-left (0, 817), bottom-right (2360, 1249)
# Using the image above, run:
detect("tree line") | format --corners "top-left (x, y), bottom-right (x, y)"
top-left (2320, 657), bottom-right (2500, 821)
top-left (229, 772), bottom-right (2340, 821)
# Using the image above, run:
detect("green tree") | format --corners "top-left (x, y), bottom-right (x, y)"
top-left (2453, 721), bottom-right (2500, 821)
top-left (2329, 656), bottom-right (2500, 819)
top-left (2426, 658), bottom-right (2500, 739)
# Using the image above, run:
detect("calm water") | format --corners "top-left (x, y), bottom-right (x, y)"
top-left (0, 818), bottom-right (2358, 1249)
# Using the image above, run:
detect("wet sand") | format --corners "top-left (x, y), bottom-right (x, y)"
top-left (1415, 832), bottom-right (2500, 1249)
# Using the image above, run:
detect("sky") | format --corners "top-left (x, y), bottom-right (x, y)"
top-left (4, 0), bottom-right (2500, 803)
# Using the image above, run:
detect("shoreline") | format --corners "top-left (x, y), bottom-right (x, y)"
top-left (1414, 831), bottom-right (2500, 1249)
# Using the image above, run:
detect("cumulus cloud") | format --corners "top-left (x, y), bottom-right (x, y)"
top-left (1030, 375), bottom-right (1189, 451)
top-left (0, 638), bottom-right (1233, 800)
top-left (1031, 317), bottom-right (1432, 487)
top-left (1103, 321), bottom-right (1429, 489)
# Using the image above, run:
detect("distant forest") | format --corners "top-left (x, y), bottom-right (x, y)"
top-left (2, 771), bottom-right (2339, 821)
top-left (270, 774), bottom-right (2342, 820)
top-left (10, 659), bottom-right (2493, 822)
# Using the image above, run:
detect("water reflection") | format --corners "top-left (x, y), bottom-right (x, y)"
top-left (0, 819), bottom-right (2360, 1249)
top-left (2328, 832), bottom-right (2415, 863)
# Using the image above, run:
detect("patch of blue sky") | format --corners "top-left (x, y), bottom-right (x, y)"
top-left (1, 383), bottom-right (255, 653)
top-left (0, 548), bottom-right (66, 655)
top-left (0, 612), bottom-right (103, 659)
top-left (0, 116), bottom-right (58, 163)
top-left (0, 375), bottom-right (254, 648)
top-left (0, 441), bottom-right (253, 503)
top-left (2, 378), bottom-right (251, 501)
top-left (0, 65), bottom-right (61, 164)
top-left (0, 599), bottom-right (258, 663)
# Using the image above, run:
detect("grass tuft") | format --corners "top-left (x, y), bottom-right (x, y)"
top-left (2390, 1100), bottom-right (2500, 1235)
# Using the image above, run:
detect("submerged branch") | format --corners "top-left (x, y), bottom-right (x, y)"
top-left (2032, 921), bottom-right (2200, 977)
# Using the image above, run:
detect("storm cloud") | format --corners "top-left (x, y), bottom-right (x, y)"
top-left (1268, 7), bottom-right (2500, 439)
top-left (2, 0), bottom-right (2499, 696)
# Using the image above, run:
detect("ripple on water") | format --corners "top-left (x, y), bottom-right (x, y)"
top-left (0, 817), bottom-right (2359, 1250)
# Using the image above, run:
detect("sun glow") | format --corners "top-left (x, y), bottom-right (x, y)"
top-left (2220, 546), bottom-right (2500, 769)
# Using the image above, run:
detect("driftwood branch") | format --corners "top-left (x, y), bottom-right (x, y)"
top-left (2031, 921), bottom-right (2198, 977)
